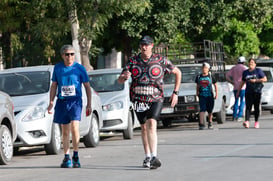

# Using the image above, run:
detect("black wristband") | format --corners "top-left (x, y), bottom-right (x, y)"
top-left (173, 91), bottom-right (179, 95)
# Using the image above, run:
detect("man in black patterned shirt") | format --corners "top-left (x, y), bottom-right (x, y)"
top-left (118, 35), bottom-right (181, 169)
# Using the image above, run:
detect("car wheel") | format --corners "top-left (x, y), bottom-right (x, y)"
top-left (0, 125), bottom-right (13, 165)
top-left (44, 123), bottom-right (61, 155)
top-left (215, 99), bottom-right (226, 124)
top-left (83, 113), bottom-right (100, 147)
top-left (123, 111), bottom-right (133, 139)
top-left (162, 119), bottom-right (172, 128)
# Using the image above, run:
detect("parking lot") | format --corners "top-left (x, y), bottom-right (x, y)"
top-left (1, 112), bottom-right (273, 181)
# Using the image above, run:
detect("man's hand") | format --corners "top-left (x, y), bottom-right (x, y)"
top-left (122, 70), bottom-right (131, 80)
top-left (118, 70), bottom-right (131, 84)
top-left (169, 93), bottom-right (178, 107)
top-left (47, 102), bottom-right (54, 114)
top-left (86, 106), bottom-right (92, 116)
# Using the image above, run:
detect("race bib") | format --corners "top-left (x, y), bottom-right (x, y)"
top-left (61, 85), bottom-right (76, 97)
top-left (134, 102), bottom-right (150, 112)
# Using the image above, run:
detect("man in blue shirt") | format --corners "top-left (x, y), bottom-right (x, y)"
top-left (47, 45), bottom-right (91, 168)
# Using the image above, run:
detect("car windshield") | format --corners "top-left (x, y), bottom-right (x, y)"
top-left (264, 70), bottom-right (273, 82)
top-left (164, 66), bottom-right (201, 84)
top-left (0, 71), bottom-right (50, 96)
top-left (257, 62), bottom-right (273, 68)
top-left (89, 73), bottom-right (124, 92)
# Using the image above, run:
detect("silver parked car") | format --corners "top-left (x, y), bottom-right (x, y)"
top-left (0, 65), bottom-right (102, 155)
top-left (260, 67), bottom-right (273, 113)
top-left (0, 91), bottom-right (16, 165)
top-left (88, 68), bottom-right (139, 139)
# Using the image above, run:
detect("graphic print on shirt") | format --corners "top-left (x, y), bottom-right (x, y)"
top-left (198, 76), bottom-right (213, 97)
top-left (124, 54), bottom-right (174, 102)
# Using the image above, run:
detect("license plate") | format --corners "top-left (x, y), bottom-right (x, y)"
top-left (161, 107), bottom-right (174, 114)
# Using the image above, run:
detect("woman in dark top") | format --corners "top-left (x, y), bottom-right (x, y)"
top-left (237, 58), bottom-right (267, 128)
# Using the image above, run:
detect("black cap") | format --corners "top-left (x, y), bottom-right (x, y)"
top-left (140, 35), bottom-right (154, 45)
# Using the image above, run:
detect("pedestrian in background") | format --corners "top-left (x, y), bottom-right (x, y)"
top-left (47, 45), bottom-right (92, 168)
top-left (226, 56), bottom-right (247, 122)
top-left (237, 58), bottom-right (267, 128)
top-left (118, 35), bottom-right (181, 169)
top-left (195, 62), bottom-right (218, 130)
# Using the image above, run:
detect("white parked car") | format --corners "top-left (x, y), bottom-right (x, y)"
top-left (259, 67), bottom-right (273, 113)
top-left (0, 91), bottom-right (16, 165)
top-left (88, 68), bottom-right (139, 139)
top-left (161, 64), bottom-right (231, 126)
top-left (0, 65), bottom-right (103, 155)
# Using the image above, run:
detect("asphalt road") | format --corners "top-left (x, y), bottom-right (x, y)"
top-left (1, 113), bottom-right (273, 181)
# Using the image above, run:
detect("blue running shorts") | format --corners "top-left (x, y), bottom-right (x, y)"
top-left (199, 96), bottom-right (214, 113)
top-left (54, 98), bottom-right (82, 124)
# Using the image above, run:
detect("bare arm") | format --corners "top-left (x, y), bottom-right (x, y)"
top-left (226, 73), bottom-right (233, 85)
top-left (47, 81), bottom-right (57, 114)
top-left (169, 67), bottom-right (181, 107)
top-left (249, 76), bottom-right (267, 83)
top-left (196, 85), bottom-right (199, 96)
top-left (83, 82), bottom-right (92, 116)
top-left (214, 83), bottom-right (218, 99)
top-left (236, 80), bottom-right (245, 98)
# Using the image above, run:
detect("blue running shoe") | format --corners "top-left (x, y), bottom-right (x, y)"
top-left (72, 156), bottom-right (81, 168)
top-left (60, 157), bottom-right (72, 168)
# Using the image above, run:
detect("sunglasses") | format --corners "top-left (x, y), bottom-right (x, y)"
top-left (65, 53), bottom-right (75, 56)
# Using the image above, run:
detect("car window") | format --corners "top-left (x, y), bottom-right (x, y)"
top-left (257, 62), bottom-right (273, 68)
top-left (89, 73), bottom-right (124, 92)
top-left (164, 66), bottom-right (201, 84)
top-left (0, 71), bottom-right (50, 96)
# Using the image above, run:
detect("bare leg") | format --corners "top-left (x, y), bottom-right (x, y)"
top-left (208, 113), bottom-right (213, 123)
top-left (146, 118), bottom-right (157, 157)
top-left (199, 112), bottom-right (205, 124)
top-left (61, 124), bottom-right (71, 155)
top-left (71, 120), bottom-right (80, 152)
top-left (141, 124), bottom-right (150, 155)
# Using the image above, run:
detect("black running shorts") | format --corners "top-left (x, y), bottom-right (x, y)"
top-left (134, 101), bottom-right (163, 124)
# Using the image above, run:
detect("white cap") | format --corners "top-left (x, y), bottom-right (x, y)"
top-left (202, 62), bottom-right (210, 69)
top-left (238, 56), bottom-right (246, 63)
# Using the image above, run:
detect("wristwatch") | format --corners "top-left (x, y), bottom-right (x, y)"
top-left (173, 91), bottom-right (179, 95)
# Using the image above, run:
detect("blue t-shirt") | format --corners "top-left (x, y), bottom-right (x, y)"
top-left (195, 73), bottom-right (216, 97)
top-left (242, 68), bottom-right (265, 94)
top-left (52, 62), bottom-right (89, 99)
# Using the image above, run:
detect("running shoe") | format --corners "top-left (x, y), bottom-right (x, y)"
top-left (243, 121), bottom-right (249, 128)
top-left (72, 156), bottom-right (81, 168)
top-left (254, 122), bottom-right (260, 129)
top-left (143, 157), bottom-right (151, 168)
top-left (150, 157), bottom-right (161, 169)
top-left (60, 157), bottom-right (72, 168)
top-left (199, 123), bottom-right (205, 130)
top-left (208, 122), bottom-right (213, 129)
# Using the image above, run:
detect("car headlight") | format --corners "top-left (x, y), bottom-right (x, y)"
top-left (185, 95), bottom-right (196, 103)
top-left (102, 101), bottom-right (123, 111)
top-left (22, 106), bottom-right (46, 122)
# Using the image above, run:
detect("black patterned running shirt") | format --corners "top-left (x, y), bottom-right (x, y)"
top-left (122, 53), bottom-right (175, 103)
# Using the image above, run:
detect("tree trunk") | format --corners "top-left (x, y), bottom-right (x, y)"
top-left (68, 7), bottom-right (81, 64)
top-left (68, 4), bottom-right (93, 71)
top-left (79, 37), bottom-right (93, 71)
top-left (1, 32), bottom-right (12, 68)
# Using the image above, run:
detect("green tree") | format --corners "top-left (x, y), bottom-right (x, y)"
top-left (97, 0), bottom-right (192, 62)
